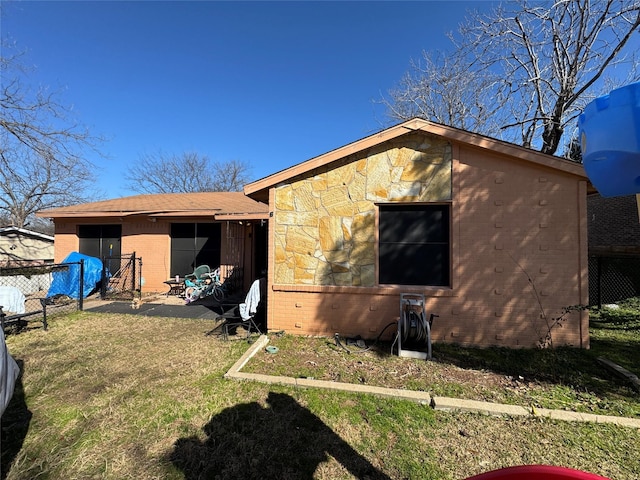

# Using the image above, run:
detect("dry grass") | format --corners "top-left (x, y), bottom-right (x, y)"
top-left (3, 312), bottom-right (257, 479)
top-left (2, 311), bottom-right (640, 479)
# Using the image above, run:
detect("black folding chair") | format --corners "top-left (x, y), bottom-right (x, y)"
top-left (219, 278), bottom-right (265, 341)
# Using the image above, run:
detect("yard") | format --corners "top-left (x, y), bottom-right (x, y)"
top-left (2, 301), bottom-right (639, 479)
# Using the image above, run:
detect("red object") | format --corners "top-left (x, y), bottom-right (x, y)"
top-left (465, 465), bottom-right (610, 480)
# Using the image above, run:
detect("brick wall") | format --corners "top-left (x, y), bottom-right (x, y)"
top-left (53, 218), bottom-right (250, 294)
top-left (587, 194), bottom-right (640, 253)
top-left (266, 138), bottom-right (589, 348)
top-left (122, 221), bottom-right (171, 292)
top-left (51, 222), bottom-right (78, 263)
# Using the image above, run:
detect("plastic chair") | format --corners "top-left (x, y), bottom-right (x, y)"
top-left (183, 265), bottom-right (214, 302)
top-left (184, 265), bottom-right (211, 287)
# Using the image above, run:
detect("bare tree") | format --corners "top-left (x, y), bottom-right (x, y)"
top-left (385, 50), bottom-right (505, 136)
top-left (1, 48), bottom-right (100, 228)
top-left (124, 151), bottom-right (252, 193)
top-left (383, 0), bottom-right (640, 157)
top-left (209, 159), bottom-right (254, 192)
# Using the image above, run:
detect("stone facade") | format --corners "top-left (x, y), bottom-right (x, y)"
top-left (274, 133), bottom-right (452, 287)
top-left (260, 128), bottom-right (589, 348)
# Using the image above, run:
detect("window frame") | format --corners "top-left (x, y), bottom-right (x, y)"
top-left (170, 222), bottom-right (221, 277)
top-left (377, 202), bottom-right (452, 288)
top-left (78, 224), bottom-right (122, 260)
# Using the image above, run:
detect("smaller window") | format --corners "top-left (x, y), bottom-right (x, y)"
top-left (78, 224), bottom-right (122, 261)
top-left (378, 204), bottom-right (450, 286)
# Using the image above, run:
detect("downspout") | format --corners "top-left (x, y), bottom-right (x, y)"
top-left (578, 181), bottom-right (589, 348)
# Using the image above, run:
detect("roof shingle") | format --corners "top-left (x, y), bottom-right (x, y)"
top-left (36, 192), bottom-right (269, 219)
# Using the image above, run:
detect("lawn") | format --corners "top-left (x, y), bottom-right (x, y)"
top-left (2, 305), bottom-right (640, 479)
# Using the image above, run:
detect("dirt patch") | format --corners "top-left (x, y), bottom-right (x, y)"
top-left (243, 335), bottom-right (532, 404)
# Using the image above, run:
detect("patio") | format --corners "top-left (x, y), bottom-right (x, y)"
top-left (84, 291), bottom-right (244, 321)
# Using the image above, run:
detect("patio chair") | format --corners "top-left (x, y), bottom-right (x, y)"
top-left (184, 265), bottom-right (211, 287)
top-left (220, 277), bottom-right (265, 341)
top-left (184, 265), bottom-right (215, 302)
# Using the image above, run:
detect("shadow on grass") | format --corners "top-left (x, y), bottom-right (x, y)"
top-left (589, 327), bottom-right (640, 379)
top-left (1, 360), bottom-right (32, 480)
top-left (431, 332), bottom-right (640, 402)
top-left (168, 391), bottom-right (390, 480)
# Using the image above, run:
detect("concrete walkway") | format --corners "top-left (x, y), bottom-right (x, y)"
top-left (224, 335), bottom-right (640, 429)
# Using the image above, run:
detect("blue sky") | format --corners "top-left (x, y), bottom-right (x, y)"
top-left (2, 1), bottom-right (494, 199)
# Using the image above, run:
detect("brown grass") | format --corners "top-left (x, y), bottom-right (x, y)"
top-left (245, 333), bottom-right (640, 416)
top-left (2, 312), bottom-right (640, 479)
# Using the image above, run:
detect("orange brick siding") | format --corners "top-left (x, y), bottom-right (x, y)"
top-left (52, 218), bottom-right (253, 294)
top-left (265, 143), bottom-right (589, 348)
top-left (53, 219), bottom-right (172, 293)
top-left (51, 222), bottom-right (79, 263)
top-left (123, 222), bottom-right (171, 292)
top-left (267, 288), bottom-right (586, 348)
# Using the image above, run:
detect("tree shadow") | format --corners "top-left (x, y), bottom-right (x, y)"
top-left (1, 359), bottom-right (32, 480)
top-left (431, 340), bottom-right (640, 402)
top-left (168, 391), bottom-right (390, 479)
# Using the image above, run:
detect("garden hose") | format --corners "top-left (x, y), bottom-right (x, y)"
top-left (334, 321), bottom-right (398, 354)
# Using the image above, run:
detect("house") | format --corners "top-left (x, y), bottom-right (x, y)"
top-left (36, 192), bottom-right (269, 294)
top-left (0, 227), bottom-right (54, 267)
top-left (244, 118), bottom-right (590, 348)
top-left (588, 194), bottom-right (640, 256)
top-left (587, 193), bottom-right (640, 305)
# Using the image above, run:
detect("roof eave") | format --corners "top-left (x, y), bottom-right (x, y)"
top-left (37, 210), bottom-right (270, 221)
top-left (244, 122), bottom-right (411, 200)
top-left (245, 118), bottom-right (588, 201)
top-left (214, 212), bottom-right (270, 221)
top-left (411, 121), bottom-right (587, 178)
top-left (0, 226), bottom-right (54, 242)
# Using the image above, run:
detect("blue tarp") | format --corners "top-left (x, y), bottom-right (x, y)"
top-left (47, 252), bottom-right (103, 299)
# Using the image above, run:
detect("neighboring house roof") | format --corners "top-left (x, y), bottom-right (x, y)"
top-left (36, 192), bottom-right (269, 221)
top-left (245, 118), bottom-right (588, 203)
top-left (0, 226), bottom-right (54, 243)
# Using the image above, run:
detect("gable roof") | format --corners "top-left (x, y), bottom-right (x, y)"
top-left (36, 192), bottom-right (269, 221)
top-left (0, 226), bottom-right (54, 242)
top-left (244, 118), bottom-right (588, 203)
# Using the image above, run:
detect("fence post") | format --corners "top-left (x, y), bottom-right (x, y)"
top-left (597, 256), bottom-right (602, 309)
top-left (40, 298), bottom-right (48, 331)
top-left (79, 260), bottom-right (85, 311)
top-left (131, 252), bottom-right (137, 298)
top-left (100, 259), bottom-right (107, 299)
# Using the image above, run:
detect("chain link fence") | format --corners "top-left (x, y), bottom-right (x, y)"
top-left (589, 255), bottom-right (640, 308)
top-left (0, 262), bottom-right (84, 334)
top-left (101, 252), bottom-right (142, 300)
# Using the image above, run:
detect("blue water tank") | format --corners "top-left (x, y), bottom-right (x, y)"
top-left (578, 82), bottom-right (640, 197)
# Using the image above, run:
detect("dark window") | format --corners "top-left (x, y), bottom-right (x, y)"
top-left (78, 224), bottom-right (122, 275)
top-left (379, 204), bottom-right (450, 286)
top-left (170, 223), bottom-right (221, 277)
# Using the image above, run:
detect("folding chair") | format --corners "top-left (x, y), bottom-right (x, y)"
top-left (221, 278), bottom-right (265, 341)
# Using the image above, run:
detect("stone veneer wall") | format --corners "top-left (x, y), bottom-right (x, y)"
top-left (273, 133), bottom-right (452, 287)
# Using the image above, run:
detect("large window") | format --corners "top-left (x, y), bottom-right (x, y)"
top-left (378, 204), bottom-right (450, 286)
top-left (170, 223), bottom-right (221, 277)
